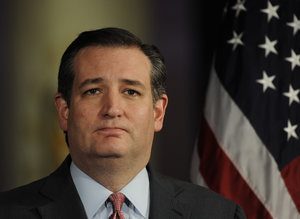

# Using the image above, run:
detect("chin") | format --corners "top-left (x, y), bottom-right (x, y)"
top-left (91, 145), bottom-right (127, 158)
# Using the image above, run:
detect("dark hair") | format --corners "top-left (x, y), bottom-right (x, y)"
top-left (58, 27), bottom-right (167, 104)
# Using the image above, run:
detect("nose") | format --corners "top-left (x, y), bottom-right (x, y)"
top-left (100, 91), bottom-right (123, 118)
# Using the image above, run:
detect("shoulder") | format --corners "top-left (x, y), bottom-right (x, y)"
top-left (154, 173), bottom-right (229, 204)
top-left (150, 172), bottom-right (246, 218)
top-left (0, 155), bottom-right (73, 206)
top-left (0, 177), bottom-right (50, 218)
top-left (0, 157), bottom-right (74, 218)
top-left (0, 176), bottom-right (49, 206)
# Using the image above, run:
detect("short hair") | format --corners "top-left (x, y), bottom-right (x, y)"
top-left (58, 27), bottom-right (167, 104)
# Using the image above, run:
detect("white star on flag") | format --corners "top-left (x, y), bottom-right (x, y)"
top-left (261, 1), bottom-right (279, 22)
top-left (284, 120), bottom-right (298, 141)
top-left (256, 71), bottom-right (276, 92)
top-left (232, 0), bottom-right (247, 17)
top-left (283, 85), bottom-right (300, 106)
top-left (285, 49), bottom-right (300, 71)
top-left (258, 36), bottom-right (278, 57)
top-left (287, 15), bottom-right (300, 35)
top-left (227, 31), bottom-right (244, 50)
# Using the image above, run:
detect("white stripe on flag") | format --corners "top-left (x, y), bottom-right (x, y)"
top-left (190, 137), bottom-right (207, 187)
top-left (204, 66), bottom-right (299, 219)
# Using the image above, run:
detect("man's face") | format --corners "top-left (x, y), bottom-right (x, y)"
top-left (55, 46), bottom-right (167, 170)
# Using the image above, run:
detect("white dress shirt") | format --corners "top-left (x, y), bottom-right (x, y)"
top-left (70, 162), bottom-right (150, 219)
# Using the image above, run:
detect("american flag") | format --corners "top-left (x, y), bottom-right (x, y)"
top-left (191, 0), bottom-right (300, 218)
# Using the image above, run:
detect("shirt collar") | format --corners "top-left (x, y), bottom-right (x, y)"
top-left (120, 167), bottom-right (150, 218)
top-left (70, 162), bottom-right (111, 218)
top-left (70, 162), bottom-right (149, 218)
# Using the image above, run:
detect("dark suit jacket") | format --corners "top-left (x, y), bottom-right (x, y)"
top-left (0, 156), bottom-right (246, 219)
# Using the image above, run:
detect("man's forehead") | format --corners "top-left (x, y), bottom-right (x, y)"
top-left (75, 45), bottom-right (146, 61)
top-left (72, 46), bottom-right (152, 83)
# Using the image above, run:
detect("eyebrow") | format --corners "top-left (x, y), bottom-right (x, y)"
top-left (78, 77), bottom-right (146, 89)
top-left (79, 77), bottom-right (104, 89)
top-left (120, 79), bottom-right (146, 89)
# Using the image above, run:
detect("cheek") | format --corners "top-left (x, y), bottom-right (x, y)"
top-left (68, 104), bottom-right (96, 130)
top-left (132, 106), bottom-right (155, 130)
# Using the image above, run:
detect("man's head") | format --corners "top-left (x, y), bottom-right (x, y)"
top-left (55, 28), bottom-right (168, 177)
top-left (58, 27), bottom-right (167, 105)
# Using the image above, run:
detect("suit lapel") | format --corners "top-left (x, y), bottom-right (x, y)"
top-left (36, 156), bottom-right (87, 219)
top-left (148, 169), bottom-right (192, 219)
top-left (33, 158), bottom-right (191, 218)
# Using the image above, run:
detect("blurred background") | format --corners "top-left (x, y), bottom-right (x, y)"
top-left (0, 0), bottom-right (225, 191)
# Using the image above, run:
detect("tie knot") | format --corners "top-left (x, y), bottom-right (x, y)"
top-left (109, 192), bottom-right (126, 212)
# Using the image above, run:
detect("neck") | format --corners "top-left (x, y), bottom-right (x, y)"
top-left (73, 156), bottom-right (146, 192)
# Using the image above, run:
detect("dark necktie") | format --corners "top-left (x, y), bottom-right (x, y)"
top-left (108, 192), bottom-right (126, 219)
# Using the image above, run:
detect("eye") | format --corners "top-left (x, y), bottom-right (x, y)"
top-left (83, 88), bottom-right (101, 96)
top-left (124, 89), bottom-right (140, 96)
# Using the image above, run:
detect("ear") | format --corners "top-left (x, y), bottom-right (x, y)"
top-left (153, 94), bottom-right (168, 132)
top-left (54, 93), bottom-right (69, 131)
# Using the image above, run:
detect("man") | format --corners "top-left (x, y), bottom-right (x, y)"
top-left (0, 27), bottom-right (246, 218)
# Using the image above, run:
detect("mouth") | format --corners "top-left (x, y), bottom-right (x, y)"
top-left (95, 127), bottom-right (127, 137)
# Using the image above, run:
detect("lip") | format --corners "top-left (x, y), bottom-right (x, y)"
top-left (95, 127), bottom-right (127, 136)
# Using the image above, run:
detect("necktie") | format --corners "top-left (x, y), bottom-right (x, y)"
top-left (108, 192), bottom-right (126, 219)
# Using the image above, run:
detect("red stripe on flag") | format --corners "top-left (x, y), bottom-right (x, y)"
top-left (198, 118), bottom-right (272, 219)
top-left (281, 156), bottom-right (300, 213)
